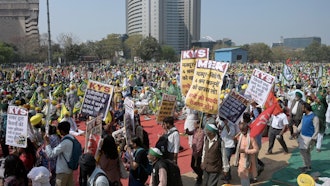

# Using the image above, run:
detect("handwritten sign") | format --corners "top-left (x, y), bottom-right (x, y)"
top-left (185, 60), bottom-right (228, 114)
top-left (81, 80), bottom-right (114, 121)
top-left (156, 94), bottom-right (177, 123)
top-left (6, 106), bottom-right (28, 148)
top-left (84, 116), bottom-right (102, 152)
top-left (180, 48), bottom-right (209, 96)
top-left (124, 97), bottom-right (135, 142)
top-left (244, 69), bottom-right (275, 106)
top-left (218, 91), bottom-right (249, 125)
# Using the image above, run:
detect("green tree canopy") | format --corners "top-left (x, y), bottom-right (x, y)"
top-left (161, 45), bottom-right (177, 62)
top-left (248, 43), bottom-right (273, 62)
top-left (0, 42), bottom-right (16, 63)
top-left (139, 36), bottom-right (161, 62)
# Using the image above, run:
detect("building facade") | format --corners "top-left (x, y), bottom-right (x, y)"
top-left (126, 0), bottom-right (201, 53)
top-left (0, 0), bottom-right (39, 52)
top-left (272, 37), bottom-right (321, 49)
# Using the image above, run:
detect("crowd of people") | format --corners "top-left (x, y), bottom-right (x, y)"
top-left (0, 61), bottom-right (329, 186)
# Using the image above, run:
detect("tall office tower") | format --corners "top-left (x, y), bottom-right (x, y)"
top-left (0, 0), bottom-right (39, 53)
top-left (126, 0), bottom-right (201, 53)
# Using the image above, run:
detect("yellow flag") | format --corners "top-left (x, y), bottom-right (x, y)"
top-left (58, 104), bottom-right (69, 122)
top-left (105, 111), bottom-right (112, 124)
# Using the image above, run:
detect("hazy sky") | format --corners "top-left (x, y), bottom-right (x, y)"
top-left (39, 0), bottom-right (330, 46)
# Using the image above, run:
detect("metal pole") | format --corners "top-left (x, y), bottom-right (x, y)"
top-left (47, 0), bottom-right (52, 66)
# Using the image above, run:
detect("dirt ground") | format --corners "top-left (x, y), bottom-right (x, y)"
top-left (181, 132), bottom-right (298, 186)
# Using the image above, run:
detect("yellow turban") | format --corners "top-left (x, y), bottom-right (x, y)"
top-left (30, 114), bottom-right (42, 126)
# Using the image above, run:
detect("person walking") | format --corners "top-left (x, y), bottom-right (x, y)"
top-left (266, 101), bottom-right (289, 154)
top-left (148, 147), bottom-right (167, 186)
top-left (289, 92), bottom-right (304, 139)
top-left (201, 123), bottom-right (229, 186)
top-left (185, 120), bottom-right (204, 185)
top-left (294, 102), bottom-right (319, 173)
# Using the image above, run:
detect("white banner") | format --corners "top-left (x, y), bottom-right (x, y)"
top-left (6, 106), bottom-right (28, 148)
top-left (244, 69), bottom-right (275, 106)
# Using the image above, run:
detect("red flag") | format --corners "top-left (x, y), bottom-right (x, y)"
top-left (264, 92), bottom-right (282, 115)
top-left (286, 58), bottom-right (291, 65)
top-left (249, 104), bottom-right (276, 137)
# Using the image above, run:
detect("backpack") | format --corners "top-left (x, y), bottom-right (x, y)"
top-left (93, 172), bottom-right (114, 186)
top-left (155, 130), bottom-right (177, 159)
top-left (136, 148), bottom-right (152, 175)
top-left (62, 135), bottom-right (82, 170)
top-left (162, 159), bottom-right (183, 186)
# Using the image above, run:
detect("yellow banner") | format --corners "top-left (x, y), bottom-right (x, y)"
top-left (156, 94), bottom-right (176, 124)
top-left (180, 48), bottom-right (209, 96)
top-left (185, 60), bottom-right (229, 114)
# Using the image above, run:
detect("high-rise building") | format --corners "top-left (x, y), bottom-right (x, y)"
top-left (0, 0), bottom-right (39, 51)
top-left (126, 0), bottom-right (201, 53)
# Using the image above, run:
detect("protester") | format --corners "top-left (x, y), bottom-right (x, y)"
top-left (0, 103), bottom-right (9, 157)
top-left (266, 100), bottom-right (289, 154)
top-left (98, 134), bottom-right (122, 186)
top-left (201, 123), bottom-right (229, 186)
top-left (147, 147), bottom-right (167, 186)
top-left (79, 153), bottom-right (109, 186)
top-left (289, 92), bottom-right (305, 140)
top-left (293, 102), bottom-right (319, 173)
top-left (311, 94), bottom-right (326, 152)
top-left (37, 125), bottom-right (61, 186)
top-left (4, 154), bottom-right (28, 186)
top-left (60, 110), bottom-right (85, 136)
top-left (43, 121), bottom-right (75, 186)
top-left (128, 136), bottom-right (149, 186)
top-left (217, 117), bottom-right (236, 183)
top-left (234, 121), bottom-right (259, 185)
top-left (185, 120), bottom-right (204, 185)
top-left (162, 116), bottom-right (180, 163)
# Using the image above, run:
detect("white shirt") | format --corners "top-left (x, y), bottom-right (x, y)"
top-left (167, 127), bottom-right (180, 153)
top-left (271, 113), bottom-right (289, 129)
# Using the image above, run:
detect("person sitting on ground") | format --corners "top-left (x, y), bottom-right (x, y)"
top-left (60, 110), bottom-right (84, 136)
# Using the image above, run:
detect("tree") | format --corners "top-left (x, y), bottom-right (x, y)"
top-left (304, 41), bottom-right (330, 62)
top-left (124, 34), bottom-right (143, 60)
top-left (0, 42), bottom-right (16, 63)
top-left (161, 45), bottom-right (177, 62)
top-left (96, 34), bottom-right (122, 61)
top-left (57, 33), bottom-right (81, 62)
top-left (248, 43), bottom-right (273, 62)
top-left (139, 36), bottom-right (161, 62)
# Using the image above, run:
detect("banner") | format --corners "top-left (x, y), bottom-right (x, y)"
top-left (282, 64), bottom-right (294, 82)
top-left (6, 106), bottom-right (28, 148)
top-left (80, 80), bottom-right (114, 121)
top-left (185, 60), bottom-right (228, 114)
top-left (244, 69), bottom-right (275, 107)
top-left (218, 91), bottom-right (249, 125)
top-left (180, 48), bottom-right (209, 96)
top-left (84, 116), bottom-right (102, 153)
top-left (156, 94), bottom-right (177, 123)
top-left (124, 97), bottom-right (135, 143)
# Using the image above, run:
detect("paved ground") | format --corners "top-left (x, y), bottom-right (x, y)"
top-left (181, 131), bottom-right (298, 186)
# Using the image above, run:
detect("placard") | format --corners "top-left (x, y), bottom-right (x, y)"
top-left (180, 48), bottom-right (209, 96)
top-left (185, 60), bottom-right (228, 114)
top-left (84, 116), bottom-right (102, 152)
top-left (218, 91), bottom-right (249, 125)
top-left (124, 97), bottom-right (135, 143)
top-left (6, 106), bottom-right (28, 148)
top-left (80, 80), bottom-right (114, 120)
top-left (244, 69), bottom-right (275, 106)
top-left (156, 94), bottom-right (177, 123)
